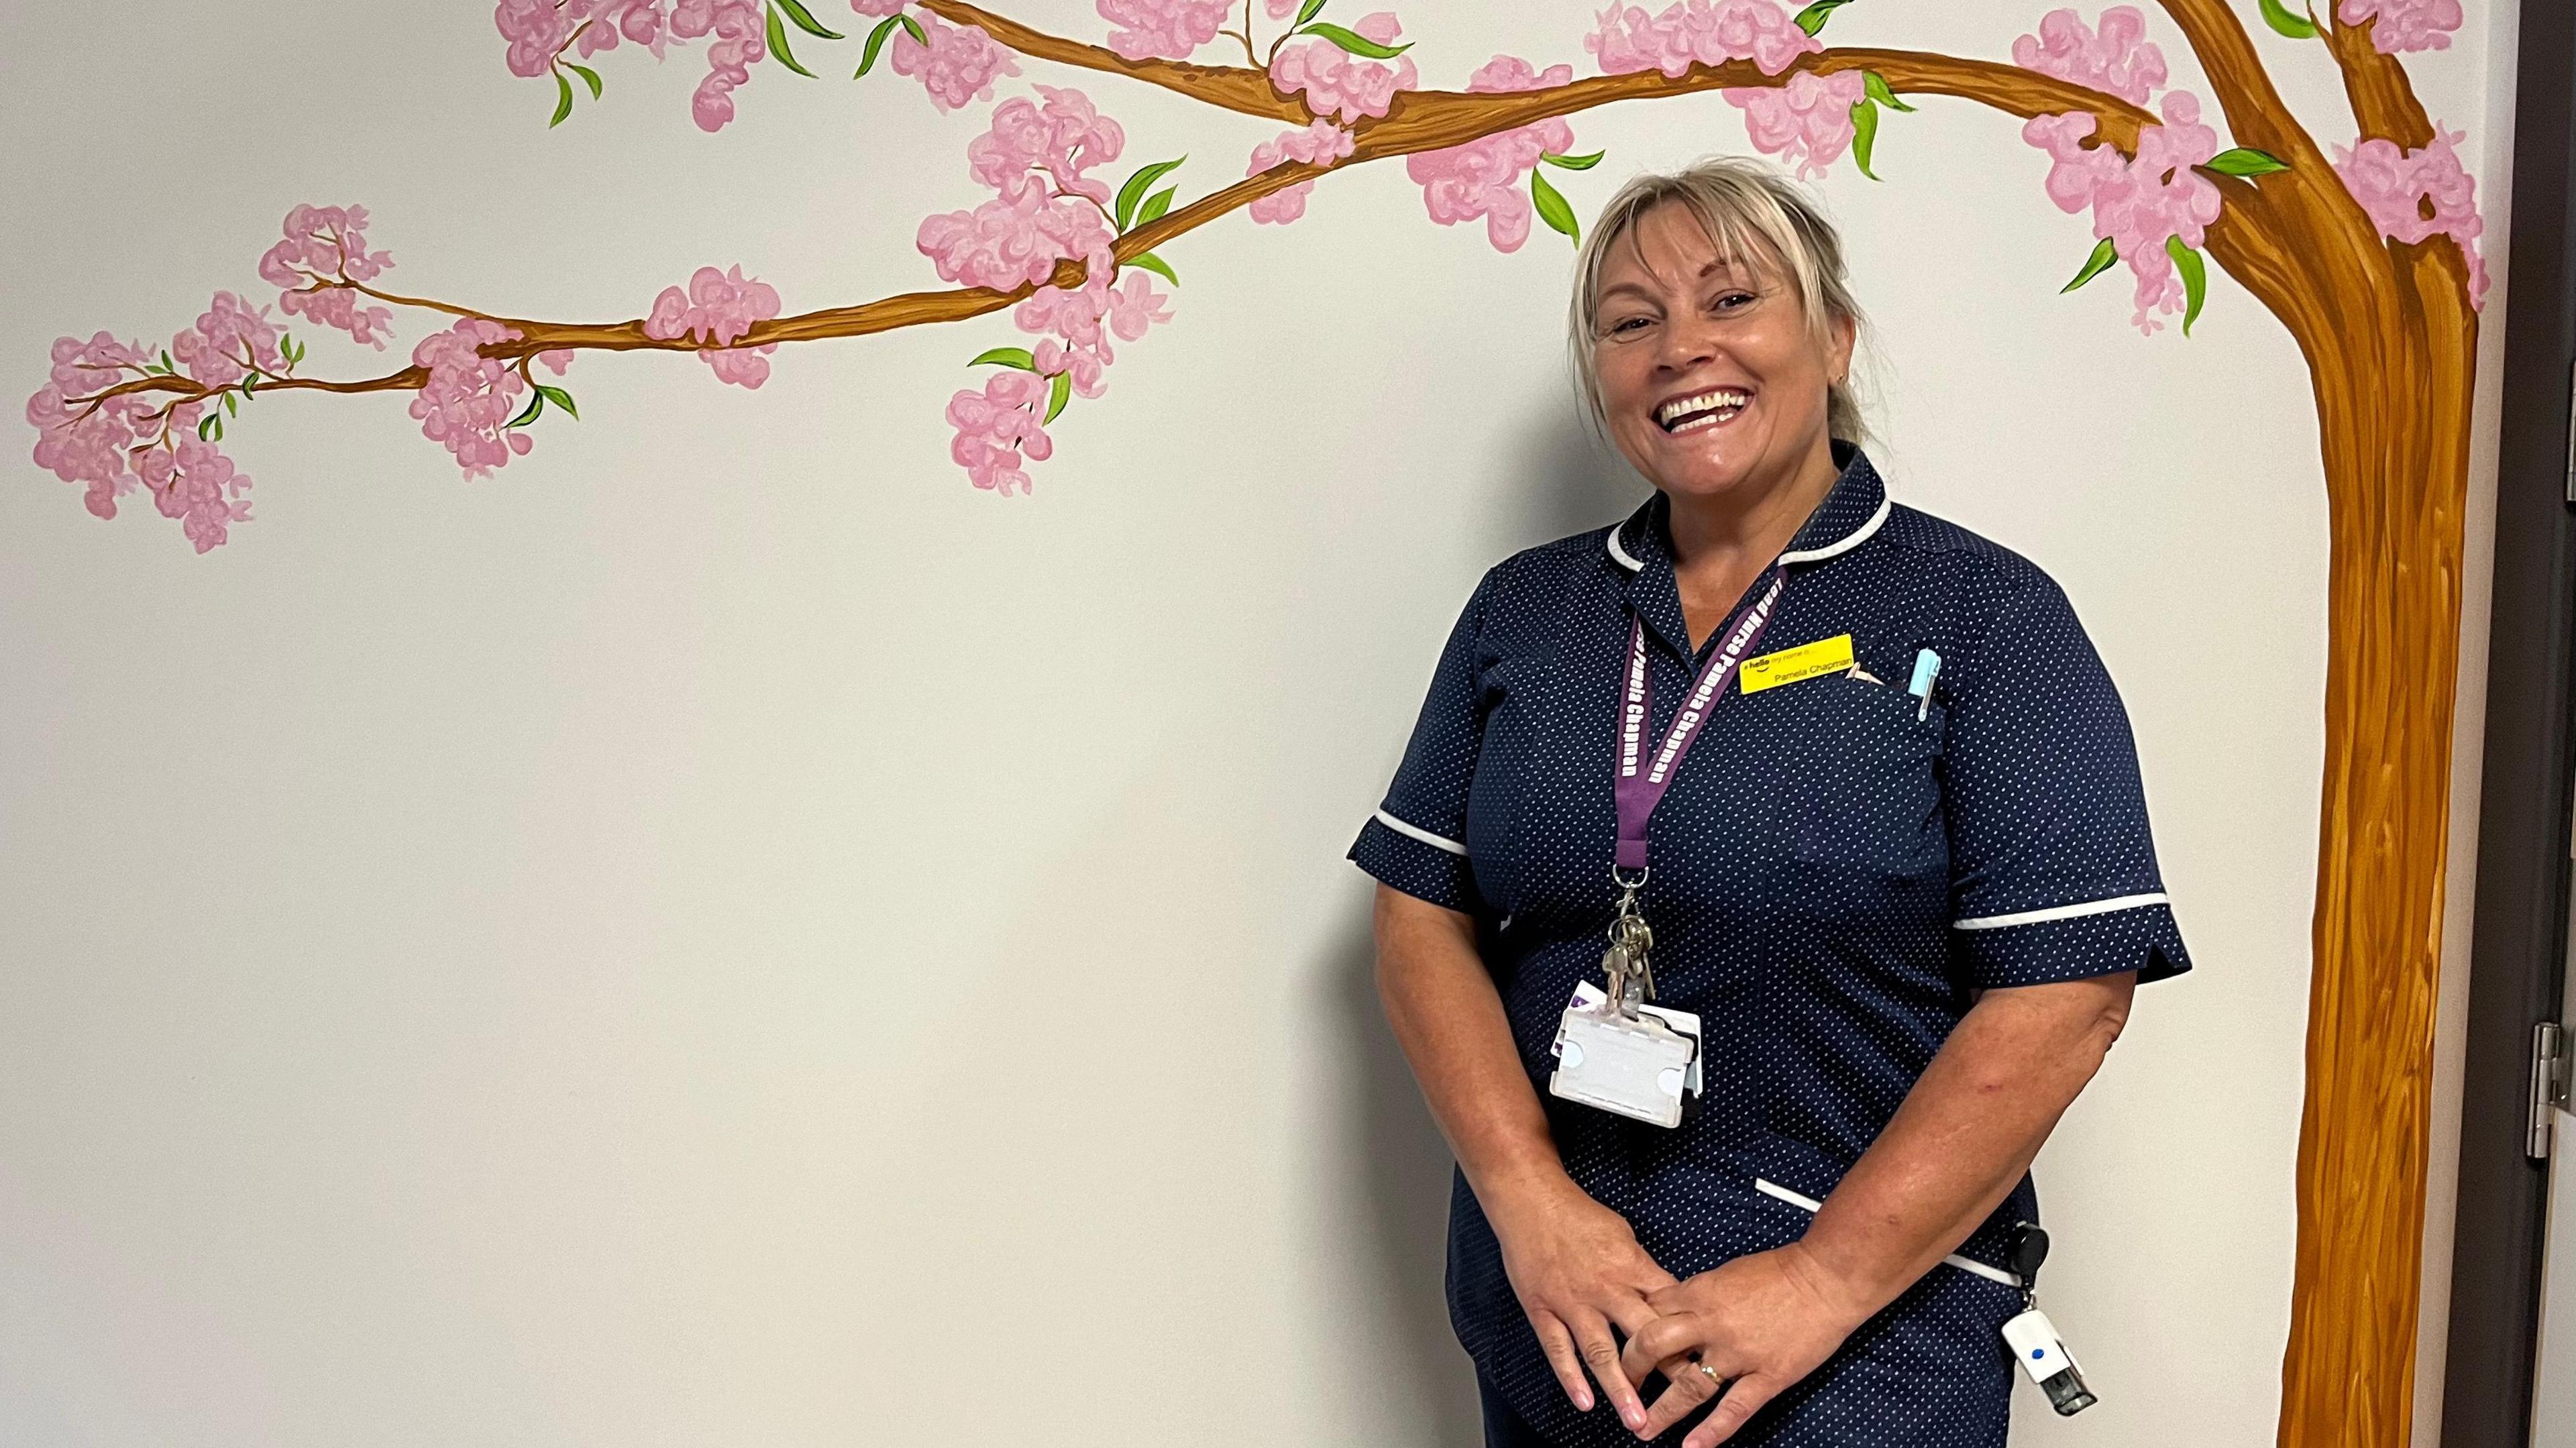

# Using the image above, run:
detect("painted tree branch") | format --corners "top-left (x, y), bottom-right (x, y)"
top-left (2325, 9), bottom-right (2440, 148)
top-left (73, 19), bottom-right (2296, 418)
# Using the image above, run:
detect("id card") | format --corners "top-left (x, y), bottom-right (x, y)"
top-left (1547, 985), bottom-right (1703, 1129)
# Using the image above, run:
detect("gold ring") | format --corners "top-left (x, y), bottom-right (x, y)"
top-left (1695, 1358), bottom-right (1725, 1387)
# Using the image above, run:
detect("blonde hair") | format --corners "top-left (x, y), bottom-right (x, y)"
top-left (1568, 156), bottom-right (1872, 445)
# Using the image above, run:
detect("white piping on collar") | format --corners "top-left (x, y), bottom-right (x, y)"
top-left (1603, 495), bottom-right (1890, 574)
top-left (1606, 524), bottom-right (1644, 572)
top-left (1778, 496), bottom-right (1892, 566)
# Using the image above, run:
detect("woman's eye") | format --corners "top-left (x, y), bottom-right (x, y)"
top-left (1607, 317), bottom-right (1652, 336)
top-left (1709, 291), bottom-right (1756, 312)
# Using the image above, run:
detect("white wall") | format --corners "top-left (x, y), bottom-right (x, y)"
top-left (0, 3), bottom-right (2516, 1444)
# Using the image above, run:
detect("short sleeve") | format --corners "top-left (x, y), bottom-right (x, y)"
top-left (1944, 573), bottom-right (2192, 989)
top-left (1347, 569), bottom-right (1497, 914)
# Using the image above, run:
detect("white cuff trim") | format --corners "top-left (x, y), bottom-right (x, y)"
top-left (1951, 891), bottom-right (2170, 932)
top-left (1373, 808), bottom-right (1468, 856)
top-left (1754, 1179), bottom-right (2021, 1288)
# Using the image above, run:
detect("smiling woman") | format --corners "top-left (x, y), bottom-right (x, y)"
top-left (1352, 157), bottom-right (2191, 1448)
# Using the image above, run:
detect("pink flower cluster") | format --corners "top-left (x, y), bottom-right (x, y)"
top-left (947, 370), bottom-right (1054, 495)
top-left (970, 87), bottom-right (1126, 205)
top-left (492, 0), bottom-right (772, 133)
top-left (890, 11), bottom-right (1019, 112)
top-left (921, 86), bottom-right (1172, 492)
top-left (172, 292), bottom-right (288, 390)
top-left (2337, 0), bottom-right (2463, 54)
top-left (918, 88), bottom-right (1127, 290)
top-left (2334, 129), bottom-right (2489, 307)
top-left (643, 264), bottom-right (786, 386)
top-left (1248, 120), bottom-right (1358, 225)
top-left (2023, 93), bottom-right (2223, 331)
top-left (143, 439), bottom-right (256, 554)
top-left (1013, 262), bottom-right (1171, 400)
top-left (25, 333), bottom-right (256, 552)
top-left (258, 204), bottom-right (395, 348)
top-left (1269, 13), bottom-right (1417, 123)
top-left (1727, 68), bottom-right (1868, 180)
top-left (1585, 0), bottom-right (1819, 80)
top-left (1405, 57), bottom-right (1576, 250)
top-left (1097, 0), bottom-right (1232, 61)
top-left (409, 318), bottom-right (535, 478)
top-left (2010, 5), bottom-right (2167, 105)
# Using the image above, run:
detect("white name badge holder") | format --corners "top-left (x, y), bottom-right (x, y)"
top-left (1548, 875), bottom-right (1703, 1129)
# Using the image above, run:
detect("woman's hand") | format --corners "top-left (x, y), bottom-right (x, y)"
top-left (1613, 1243), bottom-right (1866, 1446)
top-left (1485, 1174), bottom-right (1680, 1433)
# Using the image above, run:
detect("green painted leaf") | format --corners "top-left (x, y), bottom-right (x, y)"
top-left (2259, 0), bottom-right (2320, 40)
top-left (1792, 0), bottom-right (1854, 36)
top-left (857, 15), bottom-right (901, 74)
top-left (508, 390), bottom-right (546, 429)
top-left (1115, 156), bottom-right (1187, 230)
top-left (898, 13), bottom-right (925, 44)
top-left (222, 391), bottom-right (237, 416)
top-left (550, 68), bottom-right (575, 126)
top-left (1531, 168), bottom-right (1579, 246)
top-left (767, 7), bottom-right (820, 77)
top-left (773, 0), bottom-right (843, 39)
top-left (160, 349), bottom-right (175, 372)
top-left (969, 346), bottom-right (1040, 371)
top-left (535, 384), bottom-right (578, 420)
top-left (1540, 150), bottom-right (1605, 170)
top-left (1294, 0), bottom-right (1327, 23)
top-left (199, 413), bottom-right (222, 442)
top-left (1136, 186), bottom-right (1176, 227)
top-left (2204, 146), bottom-right (2290, 177)
top-left (1128, 252), bottom-right (1180, 286)
top-left (2061, 236), bottom-right (2119, 292)
top-left (569, 62), bottom-right (604, 99)
top-left (241, 372), bottom-right (257, 398)
top-left (2166, 236), bottom-right (2208, 335)
top-left (1850, 97), bottom-right (1880, 180)
top-left (1044, 370), bottom-right (1071, 424)
top-left (1862, 69), bottom-right (1915, 113)
top-left (1303, 21), bottom-right (1409, 58)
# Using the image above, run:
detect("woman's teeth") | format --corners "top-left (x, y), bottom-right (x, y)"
top-left (1655, 389), bottom-right (1750, 433)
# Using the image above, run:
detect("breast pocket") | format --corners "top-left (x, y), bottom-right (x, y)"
top-left (1774, 675), bottom-right (1947, 888)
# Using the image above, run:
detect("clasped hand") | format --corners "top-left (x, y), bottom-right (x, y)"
top-left (1493, 1184), bottom-right (1866, 1447)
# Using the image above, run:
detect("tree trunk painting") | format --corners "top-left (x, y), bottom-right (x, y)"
top-left (19, 1), bottom-right (2492, 1441)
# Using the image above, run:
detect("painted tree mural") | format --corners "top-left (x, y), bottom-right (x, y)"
top-left (21, 0), bottom-right (2489, 1440)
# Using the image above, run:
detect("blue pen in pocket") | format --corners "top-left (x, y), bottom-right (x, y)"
top-left (1907, 648), bottom-right (1942, 721)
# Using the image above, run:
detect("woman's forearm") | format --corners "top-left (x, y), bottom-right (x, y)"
top-left (1786, 972), bottom-right (2138, 1324)
top-left (1371, 884), bottom-right (1574, 1207)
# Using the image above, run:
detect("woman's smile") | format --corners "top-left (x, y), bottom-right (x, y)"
top-left (1652, 386), bottom-right (1754, 435)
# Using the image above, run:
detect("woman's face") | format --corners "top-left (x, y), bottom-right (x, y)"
top-left (1590, 203), bottom-right (1854, 505)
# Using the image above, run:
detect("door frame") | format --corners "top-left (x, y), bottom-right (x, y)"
top-left (2440, 3), bottom-right (2576, 1443)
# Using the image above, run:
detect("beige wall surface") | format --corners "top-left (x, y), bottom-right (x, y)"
top-left (0, 2), bottom-right (2518, 1444)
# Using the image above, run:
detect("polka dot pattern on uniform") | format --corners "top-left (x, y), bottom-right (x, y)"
top-left (1351, 443), bottom-right (2190, 1447)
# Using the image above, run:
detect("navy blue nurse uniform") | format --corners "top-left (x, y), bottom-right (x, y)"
top-left (1348, 443), bottom-right (2190, 1447)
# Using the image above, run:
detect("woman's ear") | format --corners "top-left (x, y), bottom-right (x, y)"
top-left (1829, 311), bottom-right (1858, 383)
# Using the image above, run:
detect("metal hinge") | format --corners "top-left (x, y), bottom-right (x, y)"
top-left (2534, 1022), bottom-right (2573, 1160)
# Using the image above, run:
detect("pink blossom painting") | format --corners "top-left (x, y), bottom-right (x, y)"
top-left (13, 3), bottom-right (2499, 1439)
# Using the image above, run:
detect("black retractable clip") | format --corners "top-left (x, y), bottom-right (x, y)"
top-left (2001, 1222), bottom-right (2098, 1415)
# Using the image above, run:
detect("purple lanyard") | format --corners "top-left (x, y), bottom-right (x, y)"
top-left (1613, 570), bottom-right (1785, 875)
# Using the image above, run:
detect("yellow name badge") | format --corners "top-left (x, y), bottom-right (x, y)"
top-left (1739, 633), bottom-right (1856, 694)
